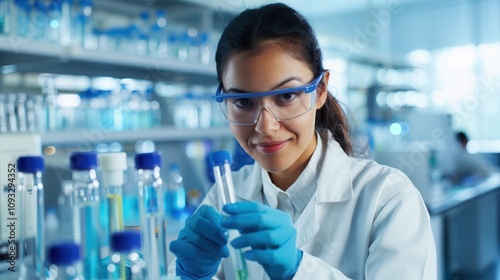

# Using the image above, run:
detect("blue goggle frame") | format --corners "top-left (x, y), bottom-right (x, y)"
top-left (214, 72), bottom-right (324, 103)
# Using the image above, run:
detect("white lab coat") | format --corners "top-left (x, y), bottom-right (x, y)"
top-left (174, 136), bottom-right (437, 279)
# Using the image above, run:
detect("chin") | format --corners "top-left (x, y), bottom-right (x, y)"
top-left (254, 153), bottom-right (292, 173)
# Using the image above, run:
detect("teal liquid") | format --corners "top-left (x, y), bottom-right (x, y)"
top-left (78, 203), bottom-right (101, 280)
top-left (164, 188), bottom-right (186, 219)
top-left (123, 195), bottom-right (140, 227)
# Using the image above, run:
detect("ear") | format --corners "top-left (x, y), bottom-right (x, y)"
top-left (315, 71), bottom-right (330, 109)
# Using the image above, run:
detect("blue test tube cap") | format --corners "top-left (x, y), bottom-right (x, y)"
top-left (48, 242), bottom-right (80, 266)
top-left (17, 156), bottom-right (45, 173)
top-left (134, 151), bottom-right (162, 170)
top-left (69, 151), bottom-right (98, 171)
top-left (111, 230), bottom-right (142, 253)
top-left (209, 150), bottom-right (232, 166)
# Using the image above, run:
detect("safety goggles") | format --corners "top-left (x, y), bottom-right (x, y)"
top-left (215, 73), bottom-right (323, 126)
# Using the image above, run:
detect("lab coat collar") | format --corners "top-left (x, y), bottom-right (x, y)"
top-left (294, 134), bottom-right (354, 247)
top-left (315, 135), bottom-right (354, 203)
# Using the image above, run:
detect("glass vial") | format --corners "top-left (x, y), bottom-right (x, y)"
top-left (165, 163), bottom-right (186, 220)
top-left (17, 155), bottom-right (45, 280)
top-left (70, 151), bottom-right (101, 280)
top-left (134, 152), bottom-right (168, 279)
top-left (209, 151), bottom-right (249, 280)
top-left (98, 151), bottom-right (127, 273)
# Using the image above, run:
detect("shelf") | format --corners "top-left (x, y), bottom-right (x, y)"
top-left (348, 53), bottom-right (415, 69)
top-left (0, 36), bottom-right (217, 84)
top-left (41, 127), bottom-right (234, 145)
top-left (347, 85), bottom-right (420, 93)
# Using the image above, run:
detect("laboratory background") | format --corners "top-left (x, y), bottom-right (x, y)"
top-left (0, 0), bottom-right (499, 279)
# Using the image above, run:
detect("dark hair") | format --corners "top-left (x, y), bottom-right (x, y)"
top-left (215, 3), bottom-right (353, 155)
top-left (456, 131), bottom-right (469, 147)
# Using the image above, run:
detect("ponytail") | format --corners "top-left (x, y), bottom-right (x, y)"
top-left (316, 92), bottom-right (353, 156)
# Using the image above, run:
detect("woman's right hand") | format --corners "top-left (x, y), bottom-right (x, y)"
top-left (170, 205), bottom-right (229, 279)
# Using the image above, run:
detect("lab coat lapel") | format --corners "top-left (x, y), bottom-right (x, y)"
top-left (316, 139), bottom-right (354, 203)
top-left (295, 139), bottom-right (354, 248)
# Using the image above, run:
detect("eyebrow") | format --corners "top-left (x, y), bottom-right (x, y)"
top-left (225, 76), bottom-right (303, 93)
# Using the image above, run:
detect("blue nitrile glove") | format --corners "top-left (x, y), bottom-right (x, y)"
top-left (221, 201), bottom-right (303, 280)
top-left (170, 205), bottom-right (229, 279)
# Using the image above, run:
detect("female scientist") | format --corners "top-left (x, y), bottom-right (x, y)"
top-left (170, 3), bottom-right (436, 279)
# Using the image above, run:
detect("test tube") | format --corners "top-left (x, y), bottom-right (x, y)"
top-left (209, 151), bottom-right (249, 280)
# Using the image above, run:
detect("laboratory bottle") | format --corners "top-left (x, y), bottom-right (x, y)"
top-left (165, 163), bottom-right (186, 220)
top-left (108, 83), bottom-right (130, 131)
top-left (46, 242), bottom-right (82, 280)
top-left (0, 94), bottom-right (7, 132)
top-left (0, 0), bottom-right (12, 34)
top-left (16, 93), bottom-right (27, 132)
top-left (128, 89), bottom-right (141, 130)
top-left (123, 156), bottom-right (140, 227)
top-left (167, 32), bottom-right (179, 60)
top-left (6, 93), bottom-right (17, 132)
top-left (59, 0), bottom-right (72, 46)
top-left (25, 95), bottom-right (37, 132)
top-left (150, 100), bottom-right (161, 128)
top-left (76, 89), bottom-right (92, 129)
top-left (70, 151), bottom-right (102, 280)
top-left (188, 33), bottom-right (200, 63)
top-left (98, 153), bottom-right (127, 263)
top-left (177, 32), bottom-right (190, 61)
top-left (149, 9), bottom-right (168, 58)
top-left (40, 74), bottom-right (59, 131)
top-left (107, 230), bottom-right (146, 280)
top-left (74, 0), bottom-right (94, 50)
top-left (209, 151), bottom-right (249, 280)
top-left (17, 155), bottom-right (45, 280)
top-left (134, 10), bottom-right (150, 56)
top-left (134, 151), bottom-right (168, 279)
top-left (56, 180), bottom-right (74, 240)
top-left (138, 89), bottom-right (151, 130)
top-left (31, 0), bottom-right (47, 41)
top-left (47, 0), bottom-right (62, 44)
top-left (14, 0), bottom-right (30, 38)
top-left (199, 32), bottom-right (211, 65)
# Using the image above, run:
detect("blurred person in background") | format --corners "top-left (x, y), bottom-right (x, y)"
top-left (451, 131), bottom-right (497, 184)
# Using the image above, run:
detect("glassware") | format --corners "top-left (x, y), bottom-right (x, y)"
top-left (165, 163), bottom-right (186, 220)
top-left (70, 151), bottom-right (102, 279)
top-left (209, 151), bottom-right (249, 280)
top-left (135, 152), bottom-right (168, 279)
top-left (17, 155), bottom-right (45, 280)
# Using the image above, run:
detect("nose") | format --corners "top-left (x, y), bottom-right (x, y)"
top-left (254, 107), bottom-right (280, 135)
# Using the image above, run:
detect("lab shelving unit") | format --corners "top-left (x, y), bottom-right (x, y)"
top-left (0, 36), bottom-right (217, 84)
top-left (1, 2), bottom-right (237, 277)
top-left (0, 0), bottom-right (234, 136)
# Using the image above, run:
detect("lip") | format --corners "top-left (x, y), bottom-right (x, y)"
top-left (255, 141), bottom-right (288, 153)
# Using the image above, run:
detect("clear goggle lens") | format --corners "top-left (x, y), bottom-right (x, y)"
top-left (219, 89), bottom-right (316, 126)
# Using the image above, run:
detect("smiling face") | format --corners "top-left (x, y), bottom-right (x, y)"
top-left (222, 45), bottom-right (328, 189)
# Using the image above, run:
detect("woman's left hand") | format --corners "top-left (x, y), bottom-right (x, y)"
top-left (221, 201), bottom-right (303, 280)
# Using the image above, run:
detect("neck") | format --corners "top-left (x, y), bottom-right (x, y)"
top-left (269, 162), bottom-right (307, 191)
top-left (269, 132), bottom-right (318, 191)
